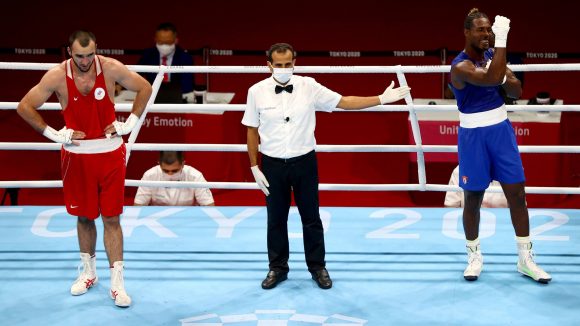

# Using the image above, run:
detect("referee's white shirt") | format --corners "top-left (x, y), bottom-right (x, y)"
top-left (242, 75), bottom-right (342, 159)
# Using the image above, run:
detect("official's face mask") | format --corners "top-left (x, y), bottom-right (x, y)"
top-left (272, 68), bottom-right (293, 84)
top-left (161, 169), bottom-right (183, 182)
top-left (156, 43), bottom-right (176, 57)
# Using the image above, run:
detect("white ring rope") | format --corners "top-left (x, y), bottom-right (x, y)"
top-left (2, 102), bottom-right (580, 113)
top-left (0, 143), bottom-right (578, 153)
top-left (2, 62), bottom-right (580, 73)
top-left (1, 61), bottom-right (578, 196)
top-left (0, 180), bottom-right (577, 195)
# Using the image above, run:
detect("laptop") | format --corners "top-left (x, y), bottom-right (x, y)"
top-left (155, 82), bottom-right (184, 104)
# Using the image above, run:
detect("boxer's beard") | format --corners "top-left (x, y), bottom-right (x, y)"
top-left (73, 59), bottom-right (94, 73)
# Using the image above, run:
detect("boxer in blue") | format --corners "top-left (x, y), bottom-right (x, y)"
top-left (449, 8), bottom-right (551, 283)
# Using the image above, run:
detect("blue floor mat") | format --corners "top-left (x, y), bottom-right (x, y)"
top-left (0, 206), bottom-right (578, 325)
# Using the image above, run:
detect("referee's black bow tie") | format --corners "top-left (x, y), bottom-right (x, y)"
top-left (275, 84), bottom-right (293, 94)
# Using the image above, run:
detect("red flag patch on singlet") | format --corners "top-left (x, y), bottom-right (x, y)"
top-left (462, 176), bottom-right (468, 184)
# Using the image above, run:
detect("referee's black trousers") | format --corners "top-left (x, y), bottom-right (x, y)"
top-left (262, 150), bottom-right (326, 273)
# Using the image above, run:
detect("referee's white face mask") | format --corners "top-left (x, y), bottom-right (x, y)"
top-left (272, 68), bottom-right (293, 84)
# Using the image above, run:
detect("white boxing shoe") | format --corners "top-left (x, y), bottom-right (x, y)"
top-left (464, 245), bottom-right (483, 281)
top-left (70, 253), bottom-right (98, 295)
top-left (517, 242), bottom-right (552, 284)
top-left (110, 261), bottom-right (132, 307)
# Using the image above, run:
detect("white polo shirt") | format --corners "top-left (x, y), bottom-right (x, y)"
top-left (242, 75), bottom-right (342, 159)
top-left (134, 165), bottom-right (214, 206)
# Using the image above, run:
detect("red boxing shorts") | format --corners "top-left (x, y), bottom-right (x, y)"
top-left (61, 142), bottom-right (126, 219)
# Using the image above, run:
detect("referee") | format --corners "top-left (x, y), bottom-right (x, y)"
top-left (242, 43), bottom-right (410, 290)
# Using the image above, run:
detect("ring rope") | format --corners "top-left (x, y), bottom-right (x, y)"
top-left (0, 180), bottom-right (577, 195)
top-left (2, 102), bottom-right (580, 113)
top-left (0, 143), bottom-right (578, 153)
top-left (3, 62), bottom-right (580, 73)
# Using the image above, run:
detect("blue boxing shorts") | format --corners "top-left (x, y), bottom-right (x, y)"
top-left (457, 119), bottom-right (525, 191)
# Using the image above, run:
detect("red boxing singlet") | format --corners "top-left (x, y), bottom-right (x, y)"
top-left (61, 56), bottom-right (126, 219)
top-left (63, 56), bottom-right (116, 139)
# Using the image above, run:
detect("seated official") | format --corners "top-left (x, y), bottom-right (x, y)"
top-left (135, 151), bottom-right (214, 206)
top-left (137, 22), bottom-right (195, 103)
top-left (444, 166), bottom-right (508, 208)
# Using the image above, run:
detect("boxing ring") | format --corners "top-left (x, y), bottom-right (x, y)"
top-left (0, 62), bottom-right (579, 325)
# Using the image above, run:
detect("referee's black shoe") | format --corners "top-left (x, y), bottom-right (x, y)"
top-left (311, 268), bottom-right (332, 289)
top-left (261, 270), bottom-right (288, 289)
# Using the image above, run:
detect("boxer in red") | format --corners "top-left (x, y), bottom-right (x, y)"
top-left (17, 30), bottom-right (152, 307)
